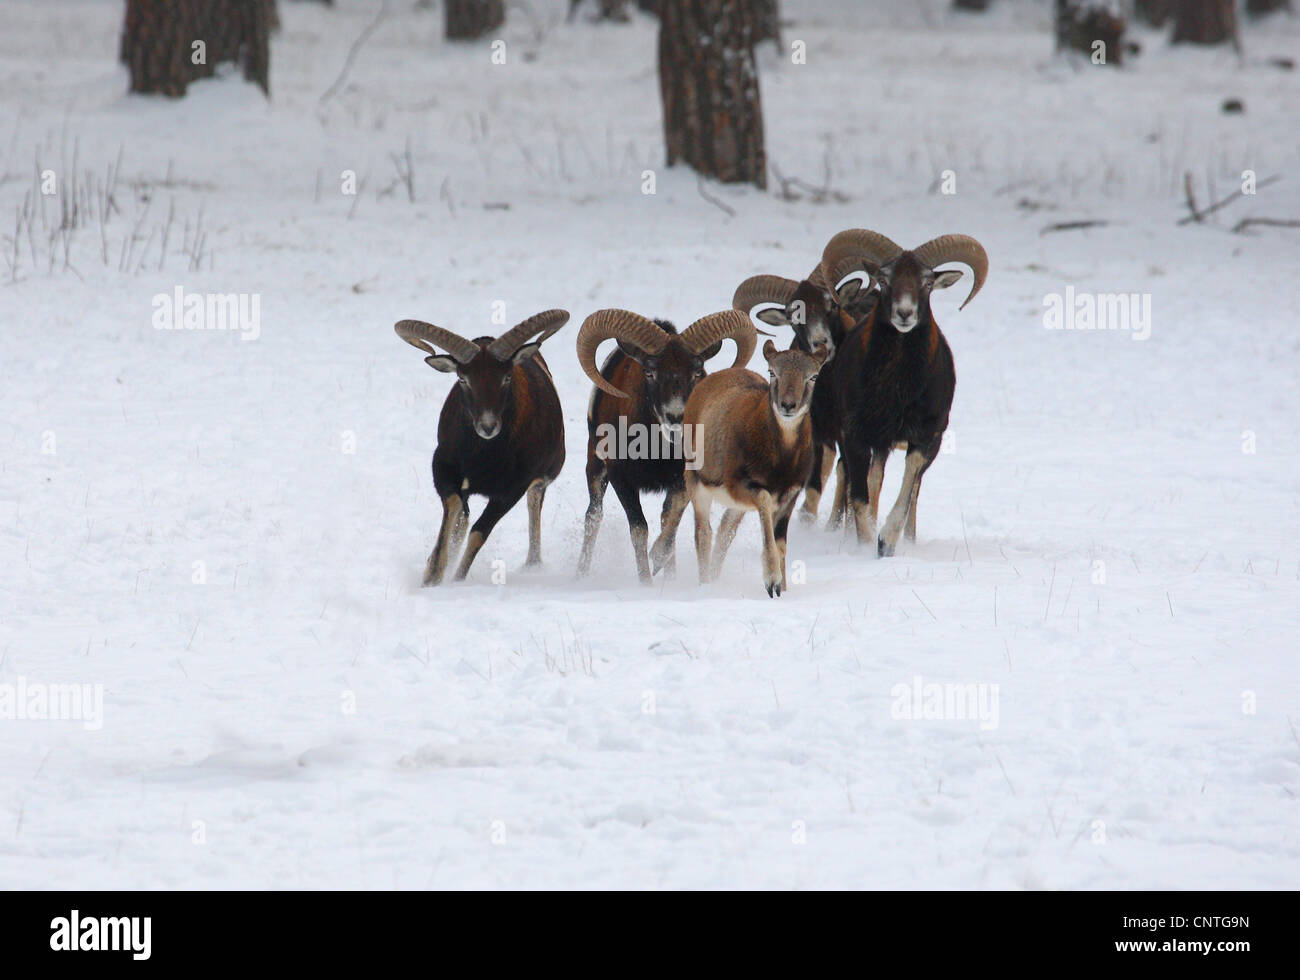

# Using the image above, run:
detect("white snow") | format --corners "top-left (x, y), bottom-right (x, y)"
top-left (1, 0), bottom-right (1298, 888)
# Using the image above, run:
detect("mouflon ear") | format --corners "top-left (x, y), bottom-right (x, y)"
top-left (762, 339), bottom-right (778, 363)
top-left (424, 354), bottom-right (460, 373)
top-left (511, 341), bottom-right (542, 366)
top-left (756, 306), bottom-right (791, 327)
top-left (829, 270), bottom-right (870, 306)
top-left (933, 269), bottom-right (964, 291)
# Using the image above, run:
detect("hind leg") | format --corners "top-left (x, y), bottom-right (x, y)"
top-left (843, 445), bottom-right (877, 546)
top-left (651, 481), bottom-right (688, 578)
top-left (576, 454), bottom-right (608, 577)
top-left (826, 454), bottom-right (847, 531)
top-left (800, 444), bottom-right (832, 524)
top-left (708, 508), bottom-right (746, 581)
top-left (689, 476), bottom-right (714, 584)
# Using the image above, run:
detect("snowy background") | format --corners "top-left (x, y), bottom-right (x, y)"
top-left (1, 0), bottom-right (1298, 888)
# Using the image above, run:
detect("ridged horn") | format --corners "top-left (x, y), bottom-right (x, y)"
top-left (911, 234), bottom-right (989, 310)
top-left (819, 228), bottom-right (904, 302)
top-left (394, 319), bottom-right (480, 365)
top-left (576, 309), bottom-right (671, 399)
top-left (679, 309), bottom-right (757, 367)
top-left (486, 309), bottom-right (570, 360)
top-left (731, 275), bottom-right (801, 316)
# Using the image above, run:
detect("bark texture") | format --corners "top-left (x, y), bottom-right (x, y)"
top-left (446, 0), bottom-right (506, 40)
top-left (658, 0), bottom-right (767, 189)
top-left (121, 0), bottom-right (271, 97)
top-left (1172, 0), bottom-right (1238, 44)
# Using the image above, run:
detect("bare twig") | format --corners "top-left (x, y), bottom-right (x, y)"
top-left (319, 1), bottom-right (390, 108)
top-left (769, 140), bottom-right (847, 204)
top-left (1183, 172), bottom-right (1203, 223)
top-left (695, 177), bottom-right (735, 218)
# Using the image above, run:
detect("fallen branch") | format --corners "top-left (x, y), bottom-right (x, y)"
top-left (1232, 217), bottom-right (1300, 234)
top-left (1040, 220), bottom-right (1109, 235)
top-left (1178, 172), bottom-right (1281, 226)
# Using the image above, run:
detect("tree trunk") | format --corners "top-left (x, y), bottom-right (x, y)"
top-left (121, 0), bottom-right (195, 97)
top-left (953, 0), bottom-right (993, 10)
top-left (1054, 0), bottom-right (1125, 65)
top-left (1245, 0), bottom-right (1291, 15)
top-left (658, 0), bottom-right (767, 189)
top-left (1133, 0), bottom-right (1173, 26)
top-left (1171, 0), bottom-right (1238, 44)
top-left (568, 0), bottom-right (632, 20)
top-left (121, 0), bottom-right (270, 96)
top-left (753, 0), bottom-right (781, 44)
top-left (197, 0), bottom-right (272, 92)
top-left (446, 0), bottom-right (505, 39)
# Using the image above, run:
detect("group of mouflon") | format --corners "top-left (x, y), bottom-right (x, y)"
top-left (395, 229), bottom-right (987, 598)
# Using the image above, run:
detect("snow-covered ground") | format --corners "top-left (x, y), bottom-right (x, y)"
top-left (1, 0), bottom-right (1298, 889)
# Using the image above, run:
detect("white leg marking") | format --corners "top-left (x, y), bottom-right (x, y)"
top-left (879, 450), bottom-right (926, 557)
top-left (424, 493), bottom-right (463, 587)
top-left (755, 490), bottom-right (781, 597)
top-left (526, 479), bottom-right (546, 566)
top-left (691, 486), bottom-right (713, 584)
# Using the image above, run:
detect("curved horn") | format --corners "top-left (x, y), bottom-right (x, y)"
top-left (819, 228), bottom-right (903, 301)
top-left (731, 275), bottom-right (801, 315)
top-left (487, 308), bottom-right (570, 360)
top-left (679, 309), bottom-right (757, 368)
top-left (394, 319), bottom-right (480, 364)
top-left (576, 309), bottom-right (671, 399)
top-left (911, 234), bottom-right (989, 310)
